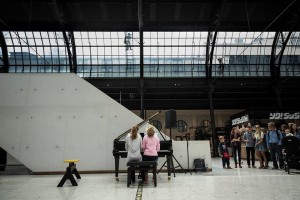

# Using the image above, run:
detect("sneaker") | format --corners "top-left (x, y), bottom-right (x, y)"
top-left (272, 167), bottom-right (278, 170)
top-left (252, 166), bottom-right (256, 168)
top-left (223, 166), bottom-right (226, 169)
top-left (227, 166), bottom-right (232, 169)
top-left (248, 165), bottom-right (251, 168)
top-left (239, 165), bottom-right (242, 168)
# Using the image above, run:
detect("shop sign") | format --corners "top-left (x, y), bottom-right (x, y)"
top-left (269, 112), bottom-right (300, 120)
top-left (232, 115), bottom-right (249, 125)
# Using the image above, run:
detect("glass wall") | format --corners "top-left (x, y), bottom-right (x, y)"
top-left (74, 32), bottom-right (140, 78)
top-left (5, 31), bottom-right (69, 73)
top-left (281, 32), bottom-right (300, 77)
top-left (212, 32), bottom-right (274, 77)
top-left (2, 31), bottom-right (300, 78)
top-left (143, 32), bottom-right (207, 77)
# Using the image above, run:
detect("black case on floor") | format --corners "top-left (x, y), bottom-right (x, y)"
top-left (194, 158), bottom-right (207, 172)
top-left (0, 147), bottom-right (7, 171)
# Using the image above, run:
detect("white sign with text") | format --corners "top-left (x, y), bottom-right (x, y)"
top-left (269, 112), bottom-right (300, 119)
top-left (232, 115), bottom-right (249, 125)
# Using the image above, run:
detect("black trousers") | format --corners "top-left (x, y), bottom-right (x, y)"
top-left (262, 150), bottom-right (270, 165)
top-left (246, 147), bottom-right (255, 166)
top-left (141, 155), bottom-right (158, 181)
top-left (269, 143), bottom-right (284, 168)
top-left (232, 145), bottom-right (241, 165)
top-left (222, 157), bottom-right (230, 167)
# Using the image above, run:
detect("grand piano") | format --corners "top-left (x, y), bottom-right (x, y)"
top-left (112, 111), bottom-right (173, 181)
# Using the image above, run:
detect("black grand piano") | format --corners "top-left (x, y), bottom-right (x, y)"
top-left (112, 111), bottom-right (173, 181)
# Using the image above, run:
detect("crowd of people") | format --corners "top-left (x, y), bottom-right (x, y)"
top-left (219, 122), bottom-right (300, 170)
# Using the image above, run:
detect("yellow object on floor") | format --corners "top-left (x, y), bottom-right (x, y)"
top-left (64, 159), bottom-right (79, 163)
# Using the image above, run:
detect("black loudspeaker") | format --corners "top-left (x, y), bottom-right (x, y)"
top-left (165, 109), bottom-right (177, 128)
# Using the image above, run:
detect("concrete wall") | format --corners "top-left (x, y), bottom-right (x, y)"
top-left (0, 74), bottom-right (144, 172)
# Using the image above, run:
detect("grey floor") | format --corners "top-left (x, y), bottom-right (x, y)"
top-left (0, 158), bottom-right (300, 200)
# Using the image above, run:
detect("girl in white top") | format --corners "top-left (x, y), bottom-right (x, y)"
top-left (125, 125), bottom-right (142, 163)
top-left (254, 125), bottom-right (268, 169)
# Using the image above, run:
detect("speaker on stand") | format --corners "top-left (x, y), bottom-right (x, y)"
top-left (165, 109), bottom-right (177, 138)
top-left (159, 109), bottom-right (185, 176)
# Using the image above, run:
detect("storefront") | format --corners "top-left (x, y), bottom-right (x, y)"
top-left (230, 107), bottom-right (300, 128)
top-left (230, 107), bottom-right (300, 159)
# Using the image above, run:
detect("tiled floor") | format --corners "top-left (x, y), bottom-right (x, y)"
top-left (0, 158), bottom-right (299, 200)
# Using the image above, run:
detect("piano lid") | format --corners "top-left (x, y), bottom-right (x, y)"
top-left (114, 111), bottom-right (161, 141)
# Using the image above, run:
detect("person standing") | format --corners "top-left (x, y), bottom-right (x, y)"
top-left (261, 127), bottom-right (270, 168)
top-left (281, 124), bottom-right (288, 139)
top-left (231, 127), bottom-right (242, 168)
top-left (243, 125), bottom-right (256, 168)
top-left (124, 33), bottom-right (132, 51)
top-left (288, 123), bottom-right (299, 137)
top-left (218, 136), bottom-right (232, 169)
top-left (125, 125), bottom-right (142, 182)
top-left (254, 125), bottom-right (268, 169)
top-left (266, 122), bottom-right (284, 170)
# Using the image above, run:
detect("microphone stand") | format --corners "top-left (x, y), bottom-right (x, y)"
top-left (185, 132), bottom-right (192, 174)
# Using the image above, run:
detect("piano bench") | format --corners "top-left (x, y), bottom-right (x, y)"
top-left (127, 160), bottom-right (158, 187)
top-left (57, 160), bottom-right (81, 187)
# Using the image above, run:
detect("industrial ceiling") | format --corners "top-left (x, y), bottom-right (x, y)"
top-left (1, 0), bottom-right (300, 111)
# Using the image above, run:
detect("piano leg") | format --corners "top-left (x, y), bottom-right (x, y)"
top-left (115, 156), bottom-right (120, 181)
